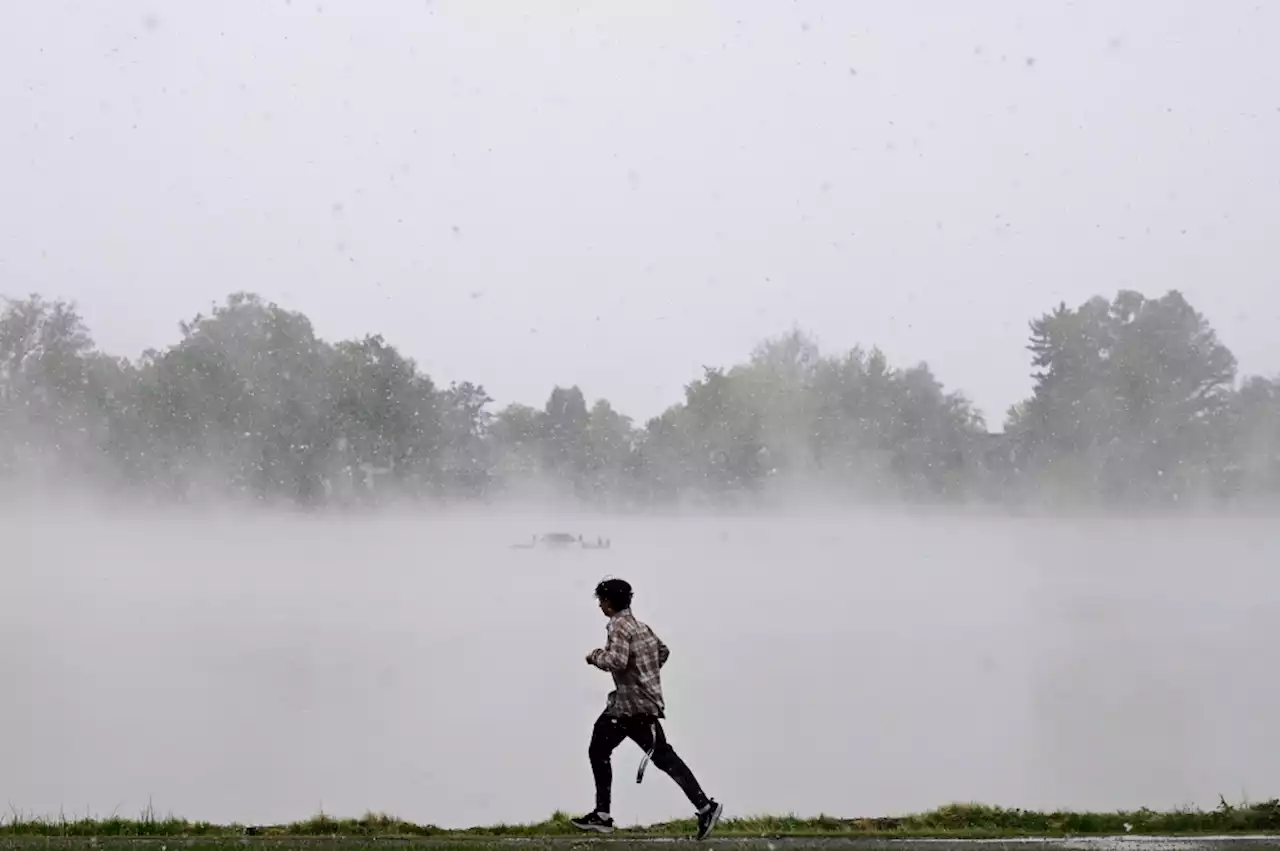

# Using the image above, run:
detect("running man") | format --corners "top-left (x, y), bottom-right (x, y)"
top-left (572, 577), bottom-right (724, 840)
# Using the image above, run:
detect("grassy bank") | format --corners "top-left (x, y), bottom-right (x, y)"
top-left (2, 799), bottom-right (1279, 839)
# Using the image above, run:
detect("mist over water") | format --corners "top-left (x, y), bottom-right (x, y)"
top-left (4, 504), bottom-right (1278, 828)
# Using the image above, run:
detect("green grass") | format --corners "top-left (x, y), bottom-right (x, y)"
top-left (2, 798), bottom-right (1279, 839)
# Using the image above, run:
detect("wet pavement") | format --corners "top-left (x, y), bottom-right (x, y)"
top-left (2, 837), bottom-right (1280, 851)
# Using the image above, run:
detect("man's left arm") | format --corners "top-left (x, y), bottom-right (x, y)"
top-left (588, 624), bottom-right (631, 672)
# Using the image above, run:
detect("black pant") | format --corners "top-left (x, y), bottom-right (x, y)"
top-left (589, 711), bottom-right (709, 814)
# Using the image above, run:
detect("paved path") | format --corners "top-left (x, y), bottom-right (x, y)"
top-left (3, 838), bottom-right (1279, 851)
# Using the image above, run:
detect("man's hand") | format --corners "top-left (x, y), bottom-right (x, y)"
top-left (586, 650), bottom-right (598, 666)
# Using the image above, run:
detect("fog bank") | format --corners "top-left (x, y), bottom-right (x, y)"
top-left (3, 506), bottom-right (1277, 827)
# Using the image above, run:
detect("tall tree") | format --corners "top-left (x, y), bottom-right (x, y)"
top-left (541, 385), bottom-right (591, 488)
top-left (489, 402), bottom-right (543, 481)
top-left (583, 399), bottom-right (637, 500)
top-left (1223, 375), bottom-right (1280, 495)
top-left (438, 380), bottom-right (495, 496)
top-left (0, 294), bottom-right (107, 476)
top-left (138, 292), bottom-right (336, 501)
top-left (327, 334), bottom-right (440, 499)
top-left (1010, 289), bottom-right (1236, 501)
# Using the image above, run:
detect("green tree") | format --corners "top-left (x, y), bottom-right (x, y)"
top-left (327, 334), bottom-right (440, 500)
top-left (583, 399), bottom-right (637, 501)
top-left (1010, 289), bottom-right (1236, 501)
top-left (733, 329), bottom-right (822, 479)
top-left (489, 402), bottom-right (543, 481)
top-left (540, 385), bottom-right (591, 488)
top-left (1223, 375), bottom-right (1280, 495)
top-left (808, 345), bottom-right (982, 498)
top-left (0, 294), bottom-right (95, 418)
top-left (0, 294), bottom-right (112, 478)
top-left (5, 284), bottom-right (1275, 509)
top-left (137, 292), bottom-right (335, 501)
top-left (438, 380), bottom-right (495, 496)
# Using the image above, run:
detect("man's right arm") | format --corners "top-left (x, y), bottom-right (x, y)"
top-left (589, 623), bottom-right (631, 672)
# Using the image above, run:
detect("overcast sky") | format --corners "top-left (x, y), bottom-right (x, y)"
top-left (3, 0), bottom-right (1277, 425)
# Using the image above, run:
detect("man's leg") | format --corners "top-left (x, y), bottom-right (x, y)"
top-left (587, 712), bottom-right (628, 816)
top-left (622, 717), bottom-right (710, 811)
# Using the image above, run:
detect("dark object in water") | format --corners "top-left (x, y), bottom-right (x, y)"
top-left (509, 533), bottom-right (612, 550)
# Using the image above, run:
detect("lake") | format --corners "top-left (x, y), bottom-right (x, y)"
top-left (2, 504), bottom-right (1277, 828)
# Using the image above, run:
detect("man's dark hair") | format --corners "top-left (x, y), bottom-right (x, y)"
top-left (595, 577), bottom-right (633, 611)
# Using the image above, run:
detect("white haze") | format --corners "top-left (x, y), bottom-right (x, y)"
top-left (3, 501), bottom-right (1278, 828)
top-left (3, 0), bottom-right (1279, 422)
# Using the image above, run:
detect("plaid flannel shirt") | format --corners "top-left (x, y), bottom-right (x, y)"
top-left (587, 609), bottom-right (670, 718)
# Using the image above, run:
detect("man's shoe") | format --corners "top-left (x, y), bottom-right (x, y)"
top-left (695, 800), bottom-right (723, 840)
top-left (571, 812), bottom-right (615, 834)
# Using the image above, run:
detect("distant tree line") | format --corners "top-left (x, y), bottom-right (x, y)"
top-left (1, 288), bottom-right (1277, 508)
